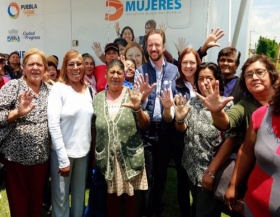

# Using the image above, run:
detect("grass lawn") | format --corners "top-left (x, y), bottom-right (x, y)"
top-left (0, 167), bottom-right (229, 217)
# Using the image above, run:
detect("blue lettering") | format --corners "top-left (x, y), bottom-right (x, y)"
top-left (137, 0), bottom-right (145, 11)
top-left (151, 0), bottom-right (157, 10)
top-left (145, 0), bottom-right (150, 11)
top-left (19, 51), bottom-right (25, 58)
top-left (34, 4), bottom-right (37, 9)
top-left (167, 0), bottom-right (173, 10)
top-left (159, 0), bottom-right (166, 10)
top-left (174, 0), bottom-right (181, 9)
top-left (126, 1), bottom-right (135, 11)
top-left (7, 36), bottom-right (20, 42)
top-left (125, 0), bottom-right (182, 12)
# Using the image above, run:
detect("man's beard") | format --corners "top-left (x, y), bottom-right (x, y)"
top-left (149, 51), bottom-right (163, 62)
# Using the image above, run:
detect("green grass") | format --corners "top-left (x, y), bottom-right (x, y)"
top-left (0, 167), bottom-right (229, 217)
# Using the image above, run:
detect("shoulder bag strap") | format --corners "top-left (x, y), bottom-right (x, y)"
top-left (88, 85), bottom-right (93, 100)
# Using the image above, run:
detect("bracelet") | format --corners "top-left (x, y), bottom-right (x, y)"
top-left (131, 108), bottom-right (141, 113)
top-left (175, 117), bottom-right (185, 123)
top-left (206, 170), bottom-right (215, 179)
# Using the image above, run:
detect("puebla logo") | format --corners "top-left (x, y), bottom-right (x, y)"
top-left (8, 2), bottom-right (20, 19)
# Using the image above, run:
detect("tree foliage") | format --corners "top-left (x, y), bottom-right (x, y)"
top-left (256, 36), bottom-right (278, 59)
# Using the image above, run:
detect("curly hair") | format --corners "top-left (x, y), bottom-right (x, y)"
top-left (194, 62), bottom-right (224, 96)
top-left (239, 54), bottom-right (279, 97)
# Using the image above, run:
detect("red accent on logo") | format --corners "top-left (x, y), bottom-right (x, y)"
top-left (105, 0), bottom-right (124, 21)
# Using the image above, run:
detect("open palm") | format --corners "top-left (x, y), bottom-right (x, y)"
top-left (196, 80), bottom-right (233, 113)
top-left (159, 89), bottom-right (173, 109)
top-left (122, 87), bottom-right (143, 111)
top-left (17, 90), bottom-right (36, 117)
top-left (174, 94), bottom-right (191, 121)
top-left (136, 73), bottom-right (156, 100)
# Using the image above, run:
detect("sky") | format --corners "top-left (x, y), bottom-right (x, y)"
top-left (250, 0), bottom-right (280, 49)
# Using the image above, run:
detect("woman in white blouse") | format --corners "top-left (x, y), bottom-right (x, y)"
top-left (48, 50), bottom-right (93, 217)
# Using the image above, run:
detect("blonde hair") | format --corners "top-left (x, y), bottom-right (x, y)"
top-left (59, 50), bottom-right (85, 85)
top-left (22, 48), bottom-right (48, 70)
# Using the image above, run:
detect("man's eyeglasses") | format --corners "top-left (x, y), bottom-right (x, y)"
top-left (244, 69), bottom-right (267, 79)
top-left (67, 62), bottom-right (83, 67)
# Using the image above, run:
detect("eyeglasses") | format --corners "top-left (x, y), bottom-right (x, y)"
top-left (244, 69), bottom-right (267, 79)
top-left (67, 62), bottom-right (82, 67)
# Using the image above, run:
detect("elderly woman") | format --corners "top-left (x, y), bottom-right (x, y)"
top-left (196, 55), bottom-right (279, 211)
top-left (48, 50), bottom-right (93, 217)
top-left (162, 62), bottom-right (235, 217)
top-left (225, 78), bottom-right (280, 216)
top-left (0, 48), bottom-right (51, 217)
top-left (82, 53), bottom-right (97, 95)
top-left (93, 59), bottom-right (149, 217)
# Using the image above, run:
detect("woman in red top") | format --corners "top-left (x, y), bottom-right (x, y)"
top-left (225, 79), bottom-right (280, 216)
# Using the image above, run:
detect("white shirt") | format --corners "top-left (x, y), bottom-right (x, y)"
top-left (184, 80), bottom-right (197, 98)
top-left (47, 82), bottom-right (93, 168)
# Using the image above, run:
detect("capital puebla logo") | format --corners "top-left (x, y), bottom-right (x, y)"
top-left (105, 0), bottom-right (124, 21)
top-left (8, 2), bottom-right (20, 19)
